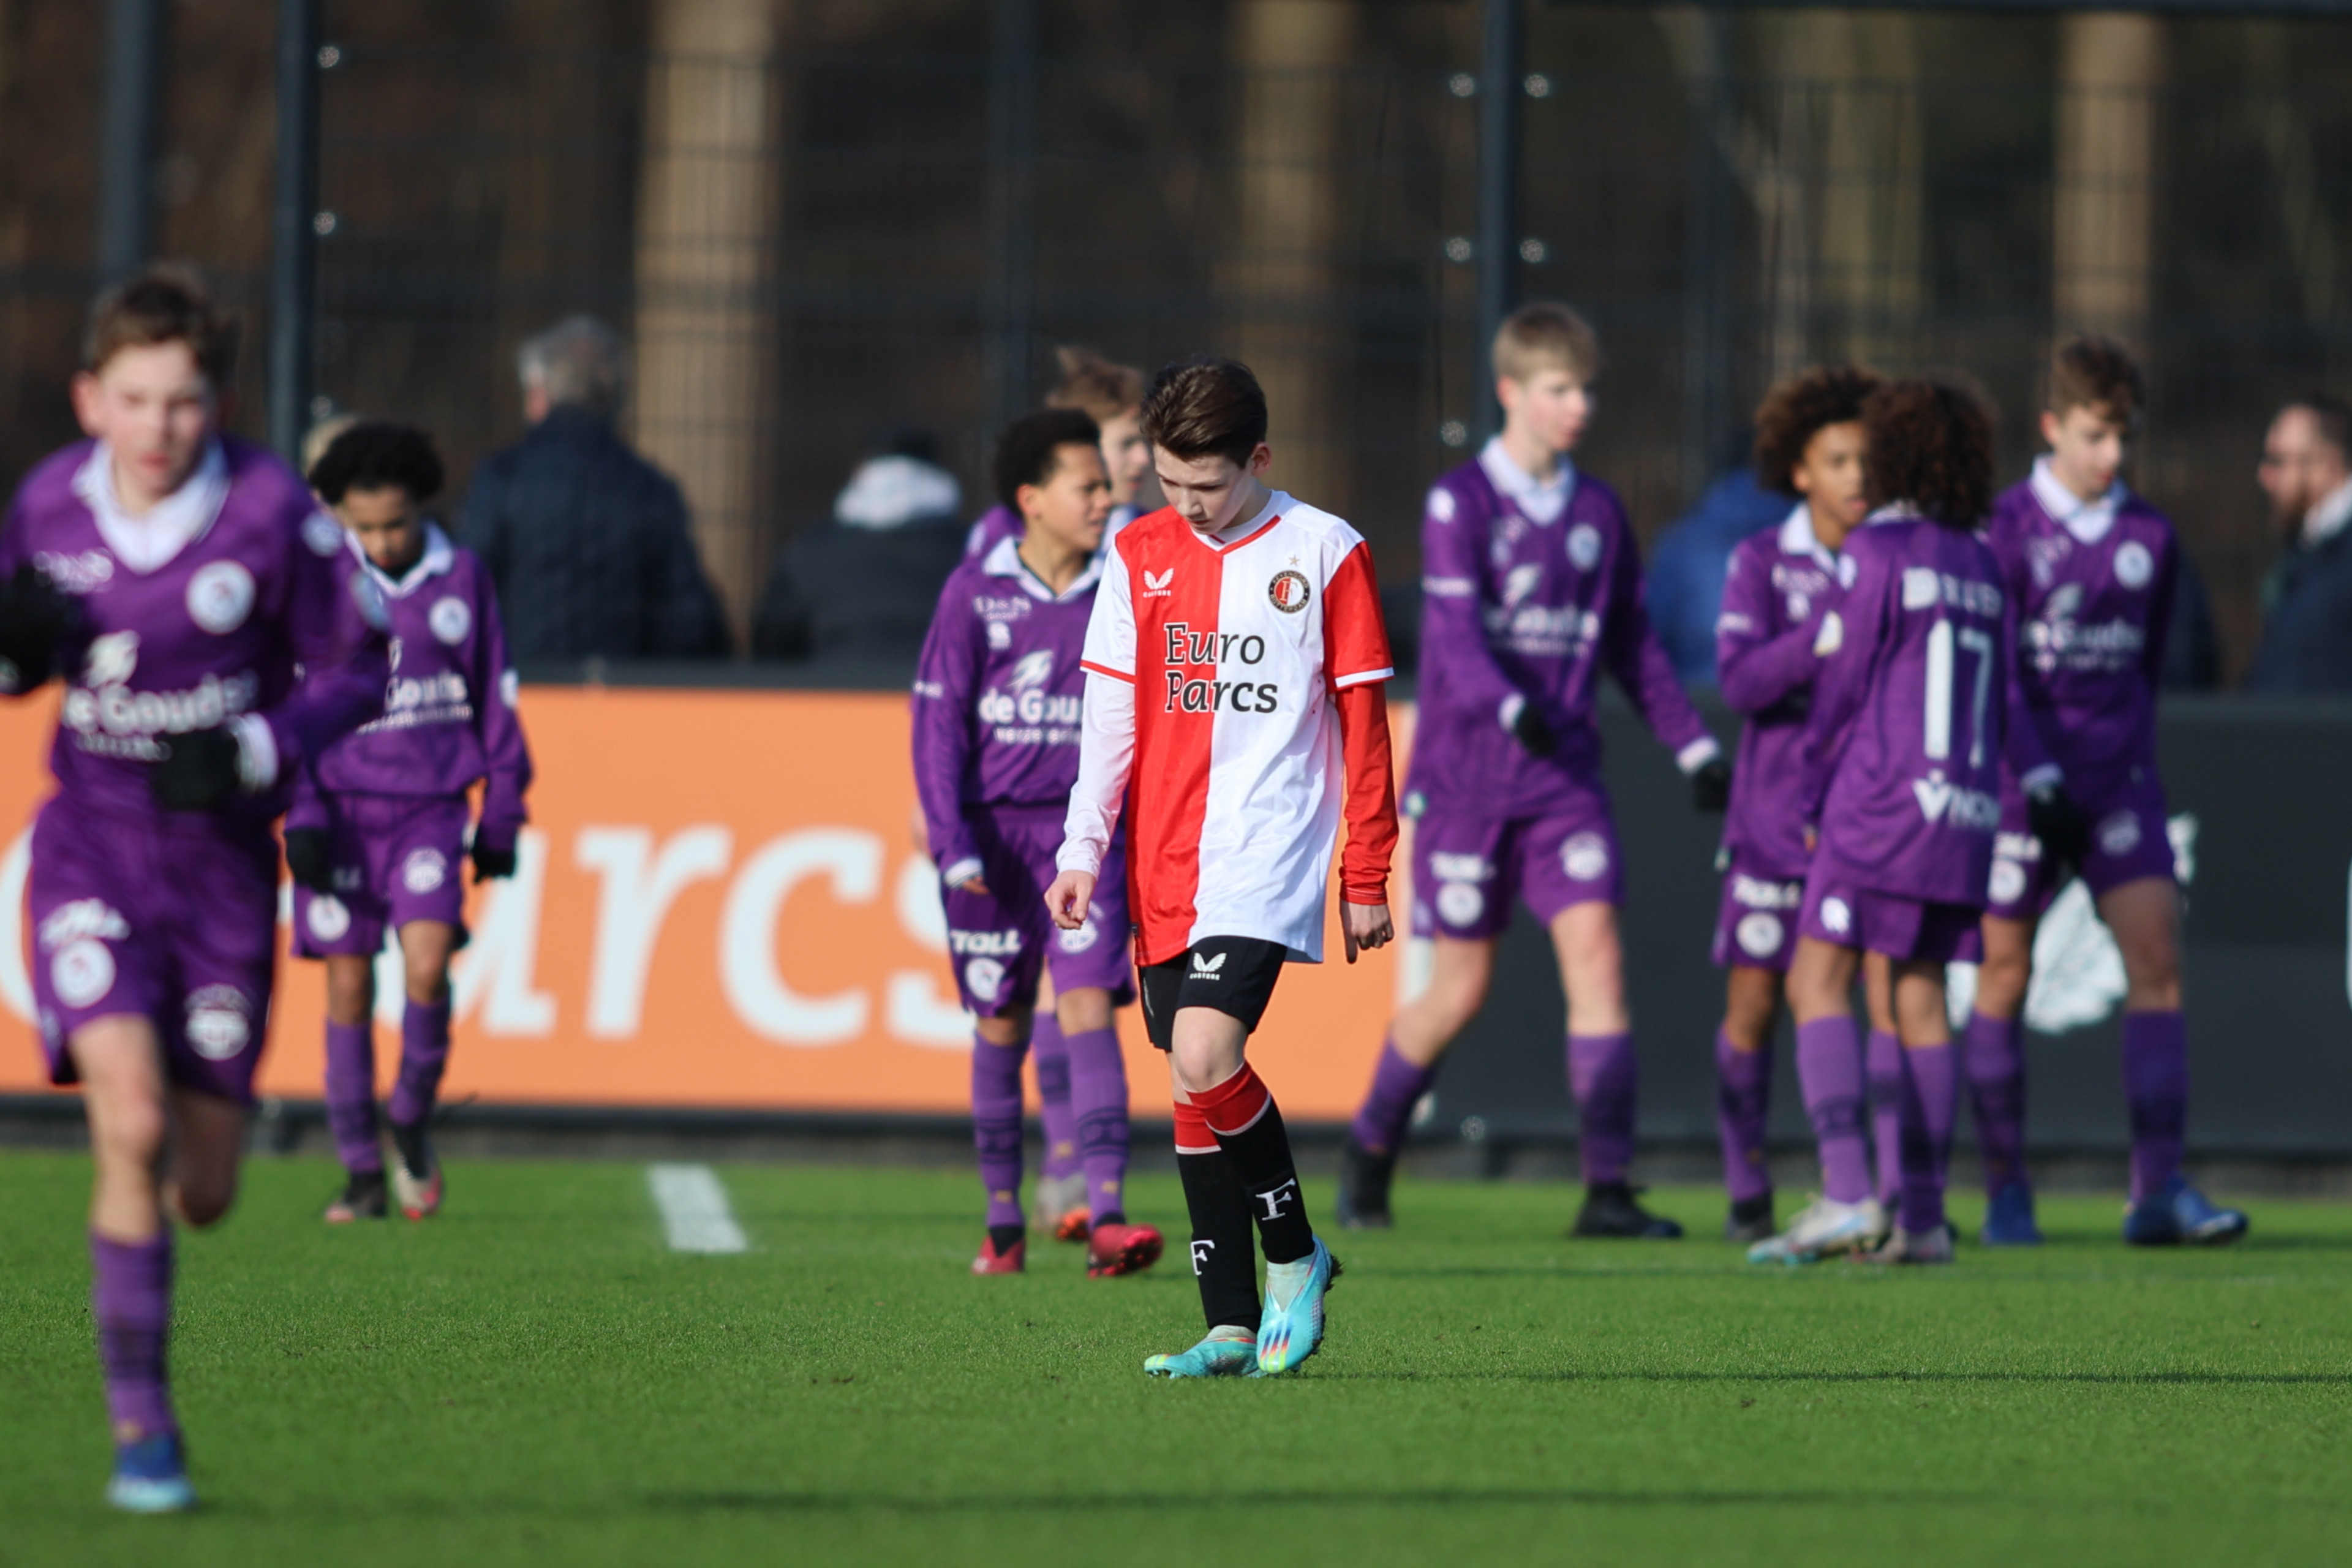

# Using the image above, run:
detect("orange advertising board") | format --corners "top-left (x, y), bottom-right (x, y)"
top-left (0, 688), bottom-right (1412, 1119)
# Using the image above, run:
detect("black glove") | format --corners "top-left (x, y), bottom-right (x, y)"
top-left (150, 728), bottom-right (245, 811)
top-left (2026, 782), bottom-right (2090, 876)
top-left (1509, 703), bottom-right (1558, 758)
top-left (0, 563), bottom-right (78, 690)
top-left (472, 839), bottom-right (518, 883)
top-left (1691, 756), bottom-right (1732, 813)
top-left (284, 827), bottom-right (334, 892)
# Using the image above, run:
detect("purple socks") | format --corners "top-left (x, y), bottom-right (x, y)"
top-left (1566, 1031), bottom-right (1637, 1185)
top-left (323, 1019), bottom-right (382, 1174)
top-left (970, 1034), bottom-right (1028, 1229)
top-left (388, 997), bottom-right (451, 1129)
top-left (1795, 1017), bottom-right (1872, 1204)
top-left (2121, 1009), bottom-right (2188, 1202)
top-left (1964, 1010), bottom-right (2029, 1195)
top-left (1031, 1015), bottom-right (1080, 1187)
top-left (1896, 1041), bottom-right (1958, 1234)
top-left (1063, 1025), bottom-right (1129, 1224)
top-left (1351, 1038), bottom-right (1437, 1158)
top-left (91, 1231), bottom-right (176, 1446)
top-left (1713, 1031), bottom-right (1773, 1205)
top-left (1866, 1026), bottom-right (1903, 1208)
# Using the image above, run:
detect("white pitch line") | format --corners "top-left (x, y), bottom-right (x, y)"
top-left (647, 1164), bottom-right (748, 1254)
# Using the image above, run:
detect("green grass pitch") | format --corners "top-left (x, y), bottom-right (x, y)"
top-left (2, 1150), bottom-right (2348, 1566)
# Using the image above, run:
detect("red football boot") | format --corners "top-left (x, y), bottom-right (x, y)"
top-left (972, 1233), bottom-right (1026, 1275)
top-left (1053, 1206), bottom-right (1092, 1243)
top-left (1085, 1221), bottom-right (1165, 1278)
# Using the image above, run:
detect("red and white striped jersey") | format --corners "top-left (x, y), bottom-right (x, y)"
top-left (1058, 489), bottom-right (1399, 965)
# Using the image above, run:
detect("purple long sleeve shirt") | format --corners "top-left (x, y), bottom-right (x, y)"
top-left (1716, 505), bottom-right (1842, 878)
top-left (911, 534), bottom-right (1103, 885)
top-left (0, 437), bottom-right (389, 829)
top-left (1406, 443), bottom-right (1719, 818)
top-left (1987, 462), bottom-right (2176, 802)
top-left (290, 524), bottom-right (533, 851)
top-left (1798, 509), bottom-right (2010, 906)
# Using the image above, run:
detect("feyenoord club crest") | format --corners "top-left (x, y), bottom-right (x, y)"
top-left (1267, 569), bottom-right (1311, 614)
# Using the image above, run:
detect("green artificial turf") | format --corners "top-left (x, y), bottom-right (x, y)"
top-left (1, 1150), bottom-right (2347, 1567)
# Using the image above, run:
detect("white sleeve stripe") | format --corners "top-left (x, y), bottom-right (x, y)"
top-left (1332, 666), bottom-right (1394, 690)
top-left (1675, 736), bottom-right (1723, 773)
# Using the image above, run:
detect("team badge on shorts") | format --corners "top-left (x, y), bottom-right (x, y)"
top-left (1435, 880), bottom-right (1485, 927)
top-left (1736, 912), bottom-right (1784, 959)
top-left (1820, 897), bottom-right (1853, 936)
top-left (965, 957), bottom-right (1005, 1003)
top-left (402, 848), bottom-right (448, 894)
top-left (50, 938), bottom-right (116, 1008)
top-left (2114, 541), bottom-right (2154, 590)
top-left (1561, 832), bottom-right (1611, 882)
top-left (307, 894), bottom-right (353, 943)
top-left (184, 986), bottom-right (252, 1061)
top-left (1058, 907), bottom-right (1101, 953)
top-left (1268, 570), bottom-right (1311, 614)
top-left (429, 596), bottom-right (473, 644)
top-left (2097, 810), bottom-right (2142, 856)
top-left (1989, 859), bottom-right (2028, 905)
top-left (186, 560), bottom-right (256, 634)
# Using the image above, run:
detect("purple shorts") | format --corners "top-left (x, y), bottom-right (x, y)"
top-left (291, 793), bottom-right (472, 958)
top-left (28, 796), bottom-right (278, 1104)
top-left (1987, 770), bottom-right (2176, 922)
top-left (1409, 791), bottom-right (1623, 941)
top-left (1799, 851), bottom-right (1984, 965)
top-left (941, 809), bottom-right (1133, 1017)
top-left (1711, 860), bottom-right (1806, 972)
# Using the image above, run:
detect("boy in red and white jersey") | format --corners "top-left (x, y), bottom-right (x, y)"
top-left (1048, 356), bottom-right (1398, 1378)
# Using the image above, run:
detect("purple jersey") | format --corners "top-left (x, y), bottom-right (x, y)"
top-left (1408, 443), bottom-right (1716, 818)
top-left (912, 534), bottom-right (1102, 887)
top-left (1716, 505), bottom-right (1842, 879)
top-left (1798, 510), bottom-right (2011, 907)
top-left (1988, 461), bottom-right (2175, 801)
top-left (290, 524), bottom-right (533, 851)
top-left (0, 438), bottom-right (390, 829)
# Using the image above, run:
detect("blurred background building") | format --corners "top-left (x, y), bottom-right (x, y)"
top-left (1, 0), bottom-right (2347, 675)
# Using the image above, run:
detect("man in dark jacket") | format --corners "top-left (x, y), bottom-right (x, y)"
top-left (752, 433), bottom-right (966, 663)
top-left (460, 317), bottom-right (730, 660)
top-left (2248, 395), bottom-right (2352, 692)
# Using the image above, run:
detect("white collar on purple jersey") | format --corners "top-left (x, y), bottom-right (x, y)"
top-left (2029, 456), bottom-right (2127, 545)
top-left (1775, 502), bottom-right (1841, 573)
top-left (1477, 437), bottom-right (1577, 526)
top-left (363, 521), bottom-right (458, 598)
top-left (981, 532), bottom-right (1104, 603)
top-left (71, 439), bottom-right (230, 575)
top-left (1863, 502), bottom-right (1924, 526)
top-left (2302, 476), bottom-right (2352, 550)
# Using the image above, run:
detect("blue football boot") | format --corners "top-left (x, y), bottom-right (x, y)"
top-left (107, 1434), bottom-right (195, 1513)
top-left (1981, 1181), bottom-right (2044, 1246)
top-left (2124, 1175), bottom-right (2248, 1246)
top-left (1144, 1332), bottom-right (1260, 1378)
top-left (1256, 1237), bottom-right (1340, 1375)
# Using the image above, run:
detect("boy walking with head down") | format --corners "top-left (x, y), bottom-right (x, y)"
top-left (1048, 356), bottom-right (1399, 1378)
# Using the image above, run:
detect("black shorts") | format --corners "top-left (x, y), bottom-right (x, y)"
top-left (1137, 936), bottom-right (1289, 1051)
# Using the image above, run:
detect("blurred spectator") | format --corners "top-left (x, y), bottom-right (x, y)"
top-left (301, 409), bottom-right (361, 483)
top-left (459, 316), bottom-right (731, 660)
top-left (752, 431), bottom-right (966, 662)
top-left (2247, 395), bottom-right (2352, 692)
top-left (1645, 464), bottom-right (1790, 687)
top-left (2160, 552), bottom-right (2220, 690)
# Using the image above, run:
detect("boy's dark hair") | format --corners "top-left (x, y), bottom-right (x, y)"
top-left (84, 263), bottom-right (239, 387)
top-left (1862, 379), bottom-right (1996, 528)
top-left (2048, 335), bottom-right (2144, 429)
top-left (2282, 393), bottom-right (2352, 464)
top-left (1046, 347), bottom-right (1145, 424)
top-left (1753, 366), bottom-right (1883, 494)
top-left (308, 422), bottom-right (447, 505)
top-left (992, 409), bottom-right (1102, 511)
top-left (1140, 356), bottom-right (1268, 466)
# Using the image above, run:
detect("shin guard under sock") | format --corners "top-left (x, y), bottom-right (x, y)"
top-left (388, 996), bottom-right (451, 1129)
top-left (1866, 1026), bottom-right (1903, 1208)
top-left (1897, 1041), bottom-right (1958, 1234)
top-left (1350, 1038), bottom-right (1436, 1158)
top-left (91, 1231), bottom-right (176, 1446)
top-left (323, 1019), bottom-right (382, 1175)
top-left (1566, 1031), bottom-right (1638, 1185)
top-left (1795, 1016), bottom-right (1872, 1205)
top-left (1714, 1030), bottom-right (1773, 1205)
top-left (970, 1034), bottom-right (1028, 1230)
top-left (1175, 1101), bottom-right (1261, 1330)
top-left (1031, 1014), bottom-right (1080, 1185)
top-left (1964, 1009), bottom-right (2029, 1195)
top-left (1063, 1025), bottom-right (1130, 1224)
top-left (2120, 1009), bottom-right (2188, 1203)
top-left (1192, 1063), bottom-right (1314, 1265)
